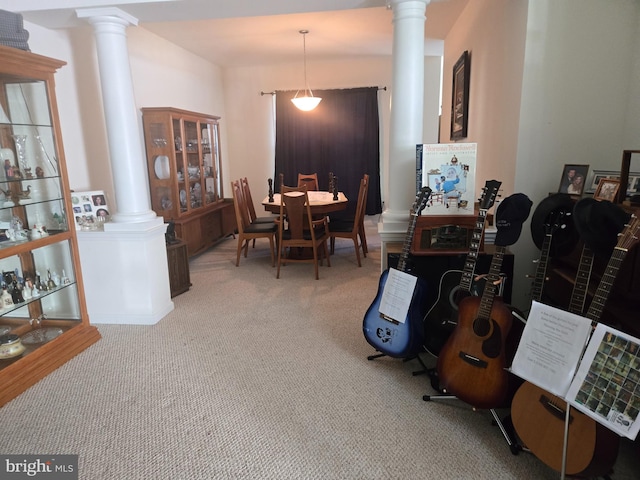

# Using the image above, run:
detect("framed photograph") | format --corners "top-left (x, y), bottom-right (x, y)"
top-left (558, 164), bottom-right (589, 195)
top-left (594, 178), bottom-right (620, 202)
top-left (450, 50), bottom-right (470, 140)
top-left (586, 170), bottom-right (618, 194)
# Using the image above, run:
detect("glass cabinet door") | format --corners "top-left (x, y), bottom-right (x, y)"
top-left (0, 72), bottom-right (81, 346)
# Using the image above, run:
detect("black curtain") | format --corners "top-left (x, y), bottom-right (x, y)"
top-left (274, 87), bottom-right (382, 219)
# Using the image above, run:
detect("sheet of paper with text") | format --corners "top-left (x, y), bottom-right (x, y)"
top-left (378, 268), bottom-right (417, 324)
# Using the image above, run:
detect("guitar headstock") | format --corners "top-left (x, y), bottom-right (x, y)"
top-left (617, 214), bottom-right (640, 251)
top-left (478, 180), bottom-right (502, 210)
top-left (413, 186), bottom-right (432, 216)
top-left (544, 208), bottom-right (570, 235)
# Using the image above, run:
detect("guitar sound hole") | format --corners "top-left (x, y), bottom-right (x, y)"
top-left (473, 317), bottom-right (490, 337)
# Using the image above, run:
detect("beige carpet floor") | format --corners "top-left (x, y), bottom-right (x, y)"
top-left (0, 217), bottom-right (638, 479)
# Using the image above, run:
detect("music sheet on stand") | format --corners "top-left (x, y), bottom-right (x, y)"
top-left (565, 323), bottom-right (640, 440)
top-left (378, 268), bottom-right (417, 324)
top-left (511, 301), bottom-right (592, 397)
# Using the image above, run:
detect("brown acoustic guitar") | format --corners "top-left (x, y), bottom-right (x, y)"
top-left (511, 215), bottom-right (640, 476)
top-left (436, 245), bottom-right (513, 409)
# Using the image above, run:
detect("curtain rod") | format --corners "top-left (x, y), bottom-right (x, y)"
top-left (260, 86), bottom-right (387, 96)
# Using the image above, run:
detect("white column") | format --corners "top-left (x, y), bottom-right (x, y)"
top-left (76, 7), bottom-right (155, 224)
top-left (75, 7), bottom-right (173, 325)
top-left (379, 0), bottom-right (430, 267)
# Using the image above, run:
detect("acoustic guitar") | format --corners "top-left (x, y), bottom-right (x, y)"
top-left (423, 180), bottom-right (501, 357)
top-left (436, 243), bottom-right (513, 409)
top-left (362, 187), bottom-right (432, 358)
top-left (511, 216), bottom-right (640, 476)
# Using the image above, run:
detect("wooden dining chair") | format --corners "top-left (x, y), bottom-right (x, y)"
top-left (276, 185), bottom-right (331, 279)
top-left (329, 174), bottom-right (369, 266)
top-left (231, 179), bottom-right (277, 267)
top-left (241, 177), bottom-right (275, 225)
top-left (297, 173), bottom-right (319, 191)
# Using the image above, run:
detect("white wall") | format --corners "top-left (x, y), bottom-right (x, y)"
top-left (440, 0), bottom-right (640, 311)
top-left (512, 0), bottom-right (640, 311)
top-left (441, 0), bottom-right (528, 197)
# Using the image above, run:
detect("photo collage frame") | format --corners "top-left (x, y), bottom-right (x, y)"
top-left (70, 190), bottom-right (110, 230)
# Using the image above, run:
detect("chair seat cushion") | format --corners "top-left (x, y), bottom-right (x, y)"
top-left (246, 223), bottom-right (277, 233)
top-left (252, 216), bottom-right (276, 224)
top-left (329, 219), bottom-right (355, 233)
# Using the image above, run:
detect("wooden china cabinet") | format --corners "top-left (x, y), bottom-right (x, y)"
top-left (141, 107), bottom-right (235, 257)
top-left (0, 46), bottom-right (101, 407)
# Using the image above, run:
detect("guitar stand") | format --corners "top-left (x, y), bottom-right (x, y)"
top-left (423, 391), bottom-right (522, 455)
top-left (366, 352), bottom-right (430, 377)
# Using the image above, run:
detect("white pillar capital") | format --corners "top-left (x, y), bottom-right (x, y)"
top-left (76, 7), bottom-right (138, 27)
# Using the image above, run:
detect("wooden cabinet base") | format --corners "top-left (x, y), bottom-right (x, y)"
top-left (167, 241), bottom-right (191, 297)
top-left (0, 325), bottom-right (101, 407)
top-left (175, 200), bottom-right (235, 257)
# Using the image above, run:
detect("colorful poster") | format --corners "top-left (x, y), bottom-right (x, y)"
top-left (416, 143), bottom-right (477, 215)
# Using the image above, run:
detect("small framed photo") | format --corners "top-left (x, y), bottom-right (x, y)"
top-left (450, 50), bottom-right (470, 140)
top-left (586, 170), bottom-right (619, 194)
top-left (70, 190), bottom-right (111, 230)
top-left (558, 164), bottom-right (589, 195)
top-left (594, 178), bottom-right (620, 202)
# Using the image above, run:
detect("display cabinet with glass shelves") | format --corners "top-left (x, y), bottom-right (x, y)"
top-left (0, 45), bottom-right (101, 407)
top-left (141, 107), bottom-right (235, 257)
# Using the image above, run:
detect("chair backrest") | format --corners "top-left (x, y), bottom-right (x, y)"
top-left (241, 177), bottom-right (257, 222)
top-left (297, 173), bottom-right (319, 191)
top-left (279, 185), bottom-right (315, 242)
top-left (358, 174), bottom-right (370, 226)
top-left (231, 179), bottom-right (250, 233)
top-left (347, 174), bottom-right (369, 233)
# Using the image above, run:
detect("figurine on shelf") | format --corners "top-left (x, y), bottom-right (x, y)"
top-left (23, 277), bottom-right (33, 300)
top-left (46, 269), bottom-right (56, 290)
top-left (61, 269), bottom-right (70, 285)
top-left (0, 284), bottom-right (13, 309)
top-left (35, 166), bottom-right (44, 178)
top-left (34, 271), bottom-right (45, 292)
top-left (10, 276), bottom-right (24, 304)
top-left (4, 158), bottom-right (14, 179)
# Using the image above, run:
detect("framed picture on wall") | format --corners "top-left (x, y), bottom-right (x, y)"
top-left (558, 164), bottom-right (589, 195)
top-left (450, 50), bottom-right (470, 140)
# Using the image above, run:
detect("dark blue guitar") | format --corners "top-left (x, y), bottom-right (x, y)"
top-left (363, 187), bottom-right (432, 358)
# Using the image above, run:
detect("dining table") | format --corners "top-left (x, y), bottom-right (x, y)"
top-left (261, 191), bottom-right (348, 215)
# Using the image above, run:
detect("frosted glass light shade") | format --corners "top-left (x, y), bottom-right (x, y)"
top-left (291, 95), bottom-right (322, 111)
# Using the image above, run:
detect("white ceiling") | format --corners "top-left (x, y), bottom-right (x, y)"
top-left (11, 0), bottom-right (469, 67)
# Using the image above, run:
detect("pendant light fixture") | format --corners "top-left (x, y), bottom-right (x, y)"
top-left (291, 30), bottom-right (322, 111)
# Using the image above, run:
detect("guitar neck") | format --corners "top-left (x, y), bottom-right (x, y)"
top-left (585, 247), bottom-right (628, 323)
top-left (459, 209), bottom-right (488, 291)
top-left (568, 245), bottom-right (594, 315)
top-left (397, 211), bottom-right (419, 273)
top-left (477, 245), bottom-right (506, 319)
top-left (530, 233), bottom-right (552, 303)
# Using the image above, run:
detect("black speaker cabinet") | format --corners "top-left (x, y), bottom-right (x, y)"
top-left (387, 244), bottom-right (514, 312)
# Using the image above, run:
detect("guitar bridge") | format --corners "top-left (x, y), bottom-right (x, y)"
top-left (379, 313), bottom-right (400, 325)
top-left (458, 351), bottom-right (488, 368)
